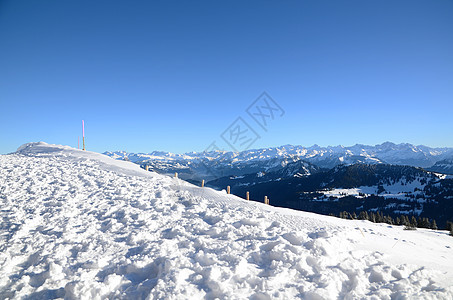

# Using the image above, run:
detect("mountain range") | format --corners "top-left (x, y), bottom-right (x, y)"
top-left (104, 142), bottom-right (453, 181)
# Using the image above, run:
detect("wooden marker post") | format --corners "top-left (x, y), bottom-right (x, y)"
top-left (227, 186), bottom-right (230, 194)
top-left (145, 165), bottom-right (149, 171)
top-left (264, 196), bottom-right (269, 205)
top-left (246, 191), bottom-right (250, 200)
top-left (201, 180), bottom-right (205, 187)
top-left (175, 172), bottom-right (178, 178)
top-left (82, 120), bottom-right (86, 151)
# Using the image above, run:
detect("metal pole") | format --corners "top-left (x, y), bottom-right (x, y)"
top-left (82, 120), bottom-right (86, 151)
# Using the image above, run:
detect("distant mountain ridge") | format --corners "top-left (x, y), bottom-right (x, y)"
top-left (207, 160), bottom-right (325, 189)
top-left (104, 142), bottom-right (453, 181)
top-left (428, 158), bottom-right (453, 175)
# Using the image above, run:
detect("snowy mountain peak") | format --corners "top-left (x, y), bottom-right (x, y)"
top-left (104, 142), bottom-right (453, 181)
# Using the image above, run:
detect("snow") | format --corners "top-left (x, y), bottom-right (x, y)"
top-left (1, 142), bottom-right (452, 299)
top-left (320, 178), bottom-right (429, 202)
top-left (104, 142), bottom-right (453, 171)
top-left (322, 188), bottom-right (370, 198)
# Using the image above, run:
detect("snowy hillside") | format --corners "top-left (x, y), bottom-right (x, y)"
top-left (1, 142), bottom-right (453, 299)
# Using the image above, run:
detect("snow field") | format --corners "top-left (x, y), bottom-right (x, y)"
top-left (0, 143), bottom-right (452, 299)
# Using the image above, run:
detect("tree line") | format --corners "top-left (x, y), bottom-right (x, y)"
top-left (334, 210), bottom-right (453, 236)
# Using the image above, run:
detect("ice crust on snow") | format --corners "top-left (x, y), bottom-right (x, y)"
top-left (0, 142), bottom-right (452, 299)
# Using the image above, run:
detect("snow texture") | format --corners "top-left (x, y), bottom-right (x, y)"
top-left (1, 142), bottom-right (452, 299)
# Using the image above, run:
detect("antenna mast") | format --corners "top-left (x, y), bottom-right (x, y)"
top-left (82, 120), bottom-right (86, 151)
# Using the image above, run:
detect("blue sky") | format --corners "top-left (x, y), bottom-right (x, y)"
top-left (1, 0), bottom-right (452, 154)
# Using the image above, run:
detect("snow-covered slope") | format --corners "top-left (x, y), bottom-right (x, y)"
top-left (1, 142), bottom-right (453, 299)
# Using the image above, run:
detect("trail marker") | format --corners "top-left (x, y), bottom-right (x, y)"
top-left (82, 120), bottom-right (86, 151)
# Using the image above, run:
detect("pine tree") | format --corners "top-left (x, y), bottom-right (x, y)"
top-left (431, 220), bottom-right (438, 230)
top-left (404, 216), bottom-right (417, 230)
top-left (407, 215), bottom-right (412, 226)
top-left (377, 212), bottom-right (384, 223)
top-left (388, 216), bottom-right (394, 225)
top-left (402, 215), bottom-right (409, 226)
top-left (339, 211), bottom-right (349, 219)
top-left (358, 211), bottom-right (367, 220)
top-left (422, 218), bottom-right (430, 229)
top-left (446, 221), bottom-right (453, 232)
top-left (396, 217), bottom-right (401, 226)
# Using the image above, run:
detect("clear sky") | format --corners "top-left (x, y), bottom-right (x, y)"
top-left (1, 0), bottom-right (452, 154)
